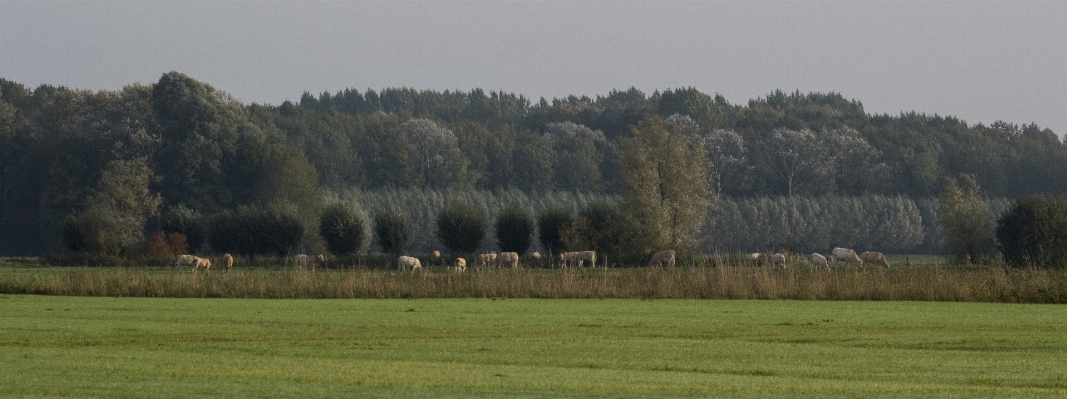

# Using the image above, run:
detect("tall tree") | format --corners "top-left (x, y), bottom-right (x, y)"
top-left (617, 115), bottom-right (714, 254)
top-left (937, 174), bottom-right (996, 263)
top-left (767, 127), bottom-right (833, 196)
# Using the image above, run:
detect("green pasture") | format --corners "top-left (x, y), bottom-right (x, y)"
top-left (1, 295), bottom-right (1065, 398)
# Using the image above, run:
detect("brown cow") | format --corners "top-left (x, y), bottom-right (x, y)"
top-left (223, 253), bottom-right (234, 272)
top-left (191, 256), bottom-right (212, 273)
top-left (649, 250), bottom-right (676, 267)
top-left (861, 251), bottom-right (890, 268)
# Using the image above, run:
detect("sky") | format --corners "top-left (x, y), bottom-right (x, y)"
top-left (1, 1), bottom-right (1065, 135)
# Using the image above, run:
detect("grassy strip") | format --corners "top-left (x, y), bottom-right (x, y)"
top-left (2, 264), bottom-right (1066, 302)
top-left (1, 296), bottom-right (1065, 398)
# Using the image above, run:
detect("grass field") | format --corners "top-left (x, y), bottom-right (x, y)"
top-left (2, 295), bottom-right (1066, 398)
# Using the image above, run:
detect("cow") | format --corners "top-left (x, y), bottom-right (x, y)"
top-left (477, 253), bottom-right (495, 267)
top-left (810, 253), bottom-right (829, 270)
top-left (749, 253), bottom-right (761, 260)
top-left (175, 254), bottom-right (197, 270)
top-left (861, 251), bottom-right (890, 268)
top-left (191, 256), bottom-right (211, 272)
top-left (772, 253), bottom-right (787, 268)
top-left (398, 256), bottom-right (422, 272)
top-left (562, 251), bottom-right (596, 268)
top-left (295, 254), bottom-right (325, 270)
top-left (498, 252), bottom-right (519, 268)
top-left (831, 248), bottom-right (863, 266)
top-left (530, 252), bottom-right (541, 260)
top-left (223, 253), bottom-right (234, 272)
top-left (649, 250), bottom-right (676, 267)
top-left (455, 257), bottom-right (467, 272)
top-left (432, 250), bottom-right (441, 264)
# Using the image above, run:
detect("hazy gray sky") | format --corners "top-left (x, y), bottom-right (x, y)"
top-left (2, 1), bottom-right (1064, 134)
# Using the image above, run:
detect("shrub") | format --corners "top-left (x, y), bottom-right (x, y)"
top-left (538, 206), bottom-right (571, 256)
top-left (495, 204), bottom-right (533, 253)
top-left (141, 231), bottom-right (189, 257)
top-left (996, 195), bottom-right (1067, 268)
top-left (161, 205), bottom-right (206, 253)
top-left (570, 200), bottom-right (629, 261)
top-left (319, 203), bottom-right (368, 255)
top-left (61, 208), bottom-right (126, 255)
top-left (436, 203), bottom-right (485, 254)
top-left (374, 208), bottom-right (409, 254)
top-left (208, 205), bottom-right (305, 256)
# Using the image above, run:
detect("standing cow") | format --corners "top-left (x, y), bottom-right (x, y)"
top-left (223, 253), bottom-right (234, 272)
top-left (498, 252), bottom-right (520, 268)
top-left (175, 255), bottom-right (197, 270)
top-left (649, 250), bottom-right (676, 267)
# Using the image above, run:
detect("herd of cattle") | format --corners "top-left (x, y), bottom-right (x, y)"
top-left (173, 247), bottom-right (888, 272)
top-left (752, 247), bottom-right (890, 270)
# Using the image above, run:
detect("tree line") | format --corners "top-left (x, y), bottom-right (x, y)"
top-left (1, 72), bottom-right (1065, 257)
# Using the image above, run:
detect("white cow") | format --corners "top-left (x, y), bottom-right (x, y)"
top-left (749, 253), bottom-right (761, 260)
top-left (562, 251), bottom-right (596, 268)
top-left (175, 254), bottom-right (197, 270)
top-left (498, 252), bottom-right (519, 268)
top-left (455, 257), bottom-right (467, 272)
top-left (772, 253), bottom-right (787, 268)
top-left (649, 250), bottom-right (676, 267)
top-left (831, 248), bottom-right (862, 266)
top-left (477, 253), bottom-right (496, 268)
top-left (398, 256), bottom-right (422, 272)
top-left (530, 252), bottom-right (541, 260)
top-left (810, 253), bottom-right (829, 270)
top-left (295, 254), bottom-right (325, 270)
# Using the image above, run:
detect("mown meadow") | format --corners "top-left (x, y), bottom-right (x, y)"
top-left (2, 295), bottom-right (1066, 398)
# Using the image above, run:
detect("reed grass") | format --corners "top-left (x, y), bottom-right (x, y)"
top-left (3, 261), bottom-right (1065, 303)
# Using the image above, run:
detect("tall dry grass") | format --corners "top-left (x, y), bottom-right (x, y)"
top-left (2, 265), bottom-right (1066, 303)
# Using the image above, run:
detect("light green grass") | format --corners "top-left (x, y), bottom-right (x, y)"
top-left (1, 295), bottom-right (1065, 398)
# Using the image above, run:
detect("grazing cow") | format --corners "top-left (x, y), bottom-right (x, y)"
top-left (810, 253), bottom-right (829, 270)
top-left (530, 252), bottom-right (541, 260)
top-left (649, 250), bottom-right (676, 267)
top-left (831, 248), bottom-right (863, 266)
top-left (772, 253), bottom-right (787, 268)
top-left (455, 257), bottom-right (467, 272)
top-left (561, 251), bottom-right (596, 268)
top-left (191, 256), bottom-right (211, 272)
top-left (175, 254), bottom-right (197, 270)
top-left (477, 253), bottom-right (495, 267)
top-left (432, 250), bottom-right (441, 264)
top-left (223, 253), bottom-right (234, 272)
top-left (295, 254), bottom-right (326, 270)
top-left (749, 253), bottom-right (761, 260)
top-left (499, 252), bottom-right (520, 268)
top-left (861, 251), bottom-right (890, 268)
top-left (398, 256), bottom-right (422, 272)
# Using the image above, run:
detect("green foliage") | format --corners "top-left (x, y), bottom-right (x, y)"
top-left (537, 206), bottom-right (572, 256)
top-left (436, 203), bottom-right (486, 254)
top-left (569, 201), bottom-right (627, 260)
top-left (618, 115), bottom-right (713, 254)
top-left (374, 208), bottom-right (409, 254)
top-left (494, 204), bottom-right (533, 253)
top-left (208, 205), bottom-right (305, 256)
top-left (938, 174), bottom-right (997, 263)
top-left (161, 205), bottom-right (205, 253)
top-left (319, 202), bottom-right (369, 255)
top-left (996, 195), bottom-right (1067, 268)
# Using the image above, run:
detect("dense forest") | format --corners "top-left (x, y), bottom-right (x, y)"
top-left (0, 72), bottom-right (1063, 256)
